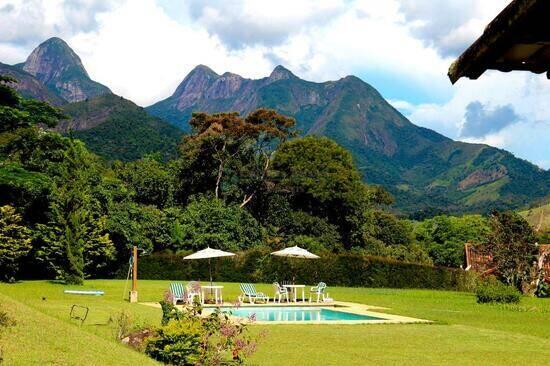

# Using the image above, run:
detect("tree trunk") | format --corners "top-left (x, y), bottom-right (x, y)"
top-left (214, 142), bottom-right (226, 199)
top-left (240, 153), bottom-right (271, 208)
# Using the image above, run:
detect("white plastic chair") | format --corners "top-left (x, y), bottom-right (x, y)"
top-left (272, 282), bottom-right (289, 303)
top-left (309, 282), bottom-right (327, 303)
top-left (186, 281), bottom-right (202, 305)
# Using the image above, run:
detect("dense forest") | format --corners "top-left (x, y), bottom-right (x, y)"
top-left (0, 75), bottom-right (541, 285)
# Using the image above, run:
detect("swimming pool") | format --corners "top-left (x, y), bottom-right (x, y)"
top-left (217, 306), bottom-right (385, 322)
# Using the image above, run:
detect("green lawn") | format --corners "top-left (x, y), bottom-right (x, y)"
top-left (521, 202), bottom-right (550, 232)
top-left (1, 280), bottom-right (549, 365)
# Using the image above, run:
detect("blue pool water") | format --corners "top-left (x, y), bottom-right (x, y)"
top-left (217, 307), bottom-right (385, 322)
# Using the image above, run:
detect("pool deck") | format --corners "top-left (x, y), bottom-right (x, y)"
top-left (139, 300), bottom-right (431, 325)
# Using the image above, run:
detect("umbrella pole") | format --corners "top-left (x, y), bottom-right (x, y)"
top-left (209, 258), bottom-right (213, 300)
top-left (209, 258), bottom-right (213, 286)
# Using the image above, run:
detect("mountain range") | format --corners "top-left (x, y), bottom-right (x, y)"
top-left (2, 37), bottom-right (549, 215)
top-left (147, 64), bottom-right (550, 215)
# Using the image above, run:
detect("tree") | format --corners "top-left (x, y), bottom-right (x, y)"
top-left (36, 210), bottom-right (116, 280)
top-left (0, 80), bottom-right (119, 280)
top-left (0, 163), bottom-right (52, 223)
top-left (485, 210), bottom-right (538, 292)
top-left (117, 156), bottom-right (174, 208)
top-left (106, 202), bottom-right (172, 254)
top-left (363, 210), bottom-right (413, 247)
top-left (272, 136), bottom-right (390, 247)
top-left (280, 210), bottom-right (342, 250)
top-left (35, 140), bottom-right (114, 283)
top-left (82, 215), bottom-right (116, 277)
top-left (0, 205), bottom-right (31, 281)
top-left (0, 75), bottom-right (65, 132)
top-left (2, 125), bottom-right (73, 174)
top-left (0, 75), bottom-right (19, 107)
top-left (272, 136), bottom-right (364, 206)
top-left (177, 109), bottom-right (295, 206)
top-left (358, 210), bottom-right (431, 264)
top-left (414, 215), bottom-right (490, 267)
top-left (176, 195), bottom-right (263, 251)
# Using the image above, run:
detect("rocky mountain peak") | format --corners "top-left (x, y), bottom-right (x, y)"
top-left (269, 65), bottom-right (295, 81)
top-left (188, 64), bottom-right (219, 78)
top-left (19, 37), bottom-right (110, 103)
top-left (173, 64), bottom-right (219, 98)
top-left (22, 37), bottom-right (88, 82)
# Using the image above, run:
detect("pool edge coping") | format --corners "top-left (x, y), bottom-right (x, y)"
top-left (138, 300), bottom-right (432, 325)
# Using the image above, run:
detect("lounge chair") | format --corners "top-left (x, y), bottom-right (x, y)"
top-left (272, 282), bottom-right (289, 303)
top-left (239, 283), bottom-right (269, 304)
top-left (169, 282), bottom-right (185, 305)
top-left (186, 281), bottom-right (202, 305)
top-left (309, 282), bottom-right (327, 303)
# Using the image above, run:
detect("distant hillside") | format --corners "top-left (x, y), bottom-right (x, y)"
top-left (62, 94), bottom-right (182, 161)
top-left (521, 202), bottom-right (550, 233)
top-left (148, 65), bottom-right (550, 215)
top-left (17, 37), bottom-right (111, 103)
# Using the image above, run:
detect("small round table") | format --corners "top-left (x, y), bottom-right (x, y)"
top-left (283, 284), bottom-right (305, 303)
top-left (201, 285), bottom-right (224, 305)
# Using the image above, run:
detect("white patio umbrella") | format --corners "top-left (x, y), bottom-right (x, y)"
top-left (270, 246), bottom-right (320, 282)
top-left (184, 247), bottom-right (235, 287)
top-left (270, 246), bottom-right (320, 259)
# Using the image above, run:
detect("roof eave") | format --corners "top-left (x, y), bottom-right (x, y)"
top-left (447, 0), bottom-right (541, 84)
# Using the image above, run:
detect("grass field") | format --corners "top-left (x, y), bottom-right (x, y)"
top-left (1, 280), bottom-right (549, 365)
top-left (521, 202), bottom-right (550, 233)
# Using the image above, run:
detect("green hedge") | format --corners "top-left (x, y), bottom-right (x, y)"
top-left (118, 248), bottom-right (476, 291)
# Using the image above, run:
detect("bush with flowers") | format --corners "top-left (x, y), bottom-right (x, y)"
top-left (144, 292), bottom-right (263, 365)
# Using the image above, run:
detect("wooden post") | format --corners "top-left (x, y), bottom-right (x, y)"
top-left (129, 246), bottom-right (138, 303)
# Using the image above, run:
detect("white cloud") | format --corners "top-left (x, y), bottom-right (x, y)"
top-left (398, 0), bottom-right (511, 57)
top-left (0, 0), bottom-right (119, 46)
top-left (0, 43), bottom-right (27, 64)
top-left (257, 0), bottom-right (452, 102)
top-left (186, 0), bottom-right (345, 49)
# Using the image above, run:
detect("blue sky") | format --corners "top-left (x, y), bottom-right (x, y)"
top-left (0, 0), bottom-right (549, 169)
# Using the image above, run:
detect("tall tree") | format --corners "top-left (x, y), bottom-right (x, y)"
top-left (0, 205), bottom-right (31, 282)
top-left (35, 140), bottom-right (115, 283)
top-left (178, 109), bottom-right (294, 206)
top-left (485, 210), bottom-right (538, 292)
top-left (272, 136), bottom-right (390, 247)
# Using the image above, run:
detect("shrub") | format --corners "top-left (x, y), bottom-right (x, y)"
top-left (475, 279), bottom-right (521, 304)
top-left (535, 280), bottom-right (550, 298)
top-left (113, 310), bottom-right (134, 341)
top-left (145, 317), bottom-right (203, 365)
top-left (145, 302), bottom-right (260, 365)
